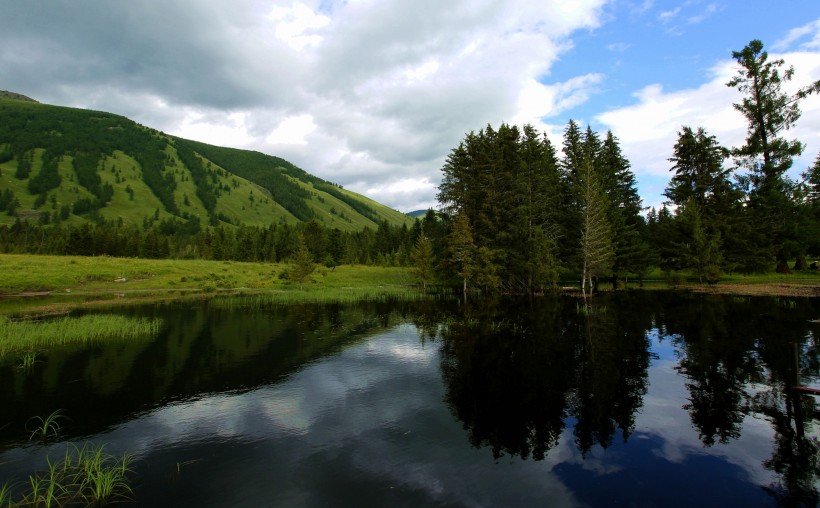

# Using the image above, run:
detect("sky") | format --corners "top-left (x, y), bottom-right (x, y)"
top-left (2, 1), bottom-right (820, 213)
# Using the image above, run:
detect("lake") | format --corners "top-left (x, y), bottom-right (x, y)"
top-left (1, 291), bottom-right (818, 507)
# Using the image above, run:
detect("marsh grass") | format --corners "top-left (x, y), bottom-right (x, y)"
top-left (0, 482), bottom-right (12, 508)
top-left (73, 443), bottom-right (135, 506)
top-left (19, 350), bottom-right (39, 371)
top-left (27, 410), bottom-right (65, 444)
top-left (0, 314), bottom-right (161, 357)
top-left (4, 442), bottom-right (135, 507)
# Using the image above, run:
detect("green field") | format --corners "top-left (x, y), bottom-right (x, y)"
top-left (0, 253), bottom-right (418, 314)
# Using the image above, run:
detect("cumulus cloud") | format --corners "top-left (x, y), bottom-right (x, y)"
top-left (596, 47), bottom-right (820, 210)
top-left (0, 0), bottom-right (609, 211)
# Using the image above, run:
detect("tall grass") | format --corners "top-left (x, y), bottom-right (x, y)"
top-left (0, 314), bottom-right (161, 356)
top-left (6, 442), bottom-right (135, 507)
top-left (0, 482), bottom-right (12, 508)
top-left (27, 410), bottom-right (65, 444)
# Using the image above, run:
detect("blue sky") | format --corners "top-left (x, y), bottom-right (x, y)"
top-left (2, 0), bottom-right (820, 212)
top-left (557, 1), bottom-right (820, 121)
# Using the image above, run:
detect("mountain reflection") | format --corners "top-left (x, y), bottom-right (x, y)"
top-left (436, 292), bottom-right (820, 506)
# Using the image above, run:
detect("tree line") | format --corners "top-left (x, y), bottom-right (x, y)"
top-left (428, 39), bottom-right (820, 292)
top-left (0, 215), bottom-right (422, 268)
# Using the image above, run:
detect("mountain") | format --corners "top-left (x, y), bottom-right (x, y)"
top-left (0, 90), bottom-right (37, 103)
top-left (0, 95), bottom-right (412, 231)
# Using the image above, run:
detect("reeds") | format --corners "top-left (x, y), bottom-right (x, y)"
top-left (27, 410), bottom-right (65, 444)
top-left (3, 442), bottom-right (135, 507)
top-left (0, 314), bottom-right (161, 357)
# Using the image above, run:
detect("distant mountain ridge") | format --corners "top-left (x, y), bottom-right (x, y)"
top-left (0, 93), bottom-right (412, 231)
top-left (0, 90), bottom-right (37, 102)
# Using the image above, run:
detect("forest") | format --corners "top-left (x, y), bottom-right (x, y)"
top-left (431, 39), bottom-right (820, 292)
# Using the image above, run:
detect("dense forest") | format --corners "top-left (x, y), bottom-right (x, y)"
top-left (2, 40), bottom-right (820, 293)
top-left (429, 39), bottom-right (820, 292)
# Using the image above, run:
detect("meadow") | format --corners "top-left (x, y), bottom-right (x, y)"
top-left (0, 253), bottom-right (418, 315)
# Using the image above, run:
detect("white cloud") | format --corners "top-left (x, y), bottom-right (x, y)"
top-left (596, 48), bottom-right (820, 208)
top-left (607, 42), bottom-right (631, 53)
top-left (265, 114), bottom-right (318, 145)
top-left (774, 18), bottom-right (820, 51)
top-left (658, 6), bottom-right (681, 23)
top-left (268, 2), bottom-right (331, 51)
top-left (686, 3), bottom-right (718, 25)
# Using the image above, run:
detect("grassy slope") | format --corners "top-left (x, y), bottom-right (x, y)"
top-left (0, 97), bottom-right (412, 230)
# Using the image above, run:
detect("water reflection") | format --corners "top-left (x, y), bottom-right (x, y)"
top-left (0, 299), bottom-right (415, 443)
top-left (0, 293), bottom-right (817, 507)
top-left (437, 292), bottom-right (820, 506)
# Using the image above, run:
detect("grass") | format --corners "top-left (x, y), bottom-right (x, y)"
top-left (0, 253), bottom-right (817, 317)
top-left (5, 442), bottom-right (134, 507)
top-left (19, 350), bottom-right (38, 371)
top-left (27, 410), bottom-right (65, 444)
top-left (0, 314), bottom-right (161, 357)
top-left (0, 253), bottom-right (419, 314)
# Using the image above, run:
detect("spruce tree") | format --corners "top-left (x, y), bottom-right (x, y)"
top-left (411, 229), bottom-right (435, 291)
top-left (289, 234), bottom-right (315, 289)
top-left (598, 130), bottom-right (646, 285)
top-left (447, 212), bottom-right (476, 294)
top-left (577, 157), bottom-right (613, 294)
top-left (727, 39), bottom-right (820, 272)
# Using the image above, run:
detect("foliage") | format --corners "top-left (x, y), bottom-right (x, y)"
top-left (410, 228), bottom-right (435, 290)
top-left (437, 120), bottom-right (647, 293)
top-left (289, 234), bottom-right (315, 289)
top-left (577, 157), bottom-right (614, 293)
top-left (446, 212), bottom-right (476, 293)
top-left (727, 39), bottom-right (820, 272)
top-left (3, 441), bottom-right (135, 507)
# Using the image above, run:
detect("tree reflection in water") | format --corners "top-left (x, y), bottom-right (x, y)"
top-left (436, 292), bottom-right (820, 506)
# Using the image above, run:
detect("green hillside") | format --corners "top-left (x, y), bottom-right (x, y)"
top-left (0, 95), bottom-right (412, 231)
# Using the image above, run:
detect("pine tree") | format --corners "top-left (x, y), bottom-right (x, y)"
top-left (289, 234), bottom-right (315, 289)
top-left (727, 39), bottom-right (820, 272)
top-left (411, 229), bottom-right (435, 291)
top-left (598, 130), bottom-right (646, 285)
top-left (664, 126), bottom-right (750, 271)
top-left (447, 212), bottom-right (476, 294)
top-left (578, 157), bottom-right (613, 294)
top-left (676, 199), bottom-right (722, 283)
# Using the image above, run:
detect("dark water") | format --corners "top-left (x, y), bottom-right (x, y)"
top-left (1, 292), bottom-right (818, 507)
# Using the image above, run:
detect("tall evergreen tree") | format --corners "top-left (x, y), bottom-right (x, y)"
top-left (598, 130), bottom-right (646, 285)
top-left (664, 126), bottom-right (750, 271)
top-left (289, 233), bottom-right (315, 289)
top-left (727, 39), bottom-right (820, 271)
top-left (411, 228), bottom-right (435, 290)
top-left (447, 211), bottom-right (476, 294)
top-left (577, 157), bottom-right (613, 294)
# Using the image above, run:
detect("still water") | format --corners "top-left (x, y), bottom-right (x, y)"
top-left (1, 292), bottom-right (818, 507)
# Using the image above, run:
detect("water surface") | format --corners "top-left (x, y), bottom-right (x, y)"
top-left (1, 292), bottom-right (818, 507)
